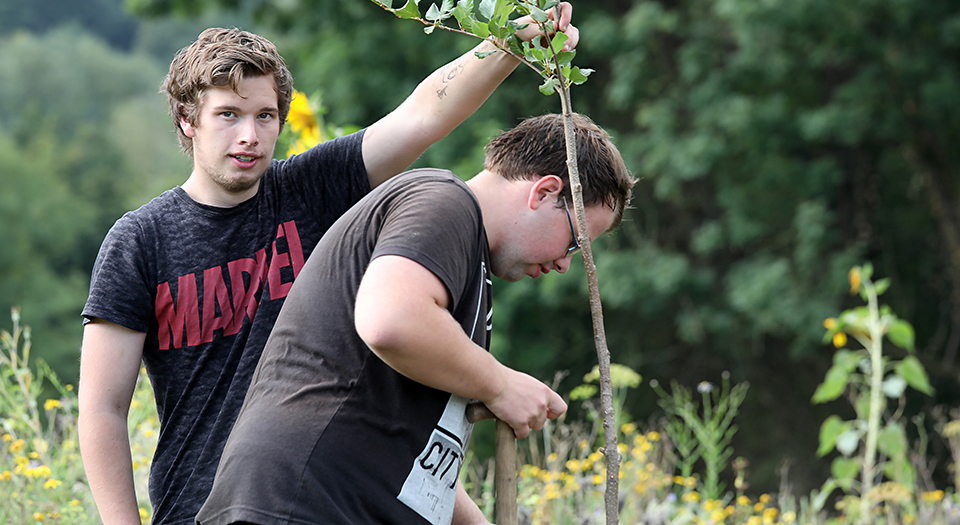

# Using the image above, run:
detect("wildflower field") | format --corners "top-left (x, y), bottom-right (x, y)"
top-left (3, 266), bottom-right (960, 524)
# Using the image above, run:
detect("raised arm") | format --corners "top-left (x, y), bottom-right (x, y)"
top-left (361, 2), bottom-right (578, 187)
top-left (78, 320), bottom-right (146, 525)
top-left (354, 255), bottom-right (567, 437)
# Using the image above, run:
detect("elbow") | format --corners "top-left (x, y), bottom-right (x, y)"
top-left (355, 310), bottom-right (407, 359)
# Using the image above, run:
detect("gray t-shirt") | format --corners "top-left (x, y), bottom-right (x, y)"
top-left (197, 169), bottom-right (492, 525)
top-left (81, 131), bottom-right (369, 525)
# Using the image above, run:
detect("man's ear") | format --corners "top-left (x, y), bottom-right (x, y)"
top-left (527, 175), bottom-right (563, 210)
top-left (179, 115), bottom-right (197, 138)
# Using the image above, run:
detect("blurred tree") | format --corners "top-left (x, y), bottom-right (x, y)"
top-left (0, 0), bottom-right (138, 49)
top-left (0, 27), bottom-right (185, 380)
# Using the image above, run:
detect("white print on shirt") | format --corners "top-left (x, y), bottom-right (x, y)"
top-left (397, 395), bottom-right (474, 525)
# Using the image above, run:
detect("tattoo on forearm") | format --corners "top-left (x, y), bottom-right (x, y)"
top-left (436, 62), bottom-right (465, 99)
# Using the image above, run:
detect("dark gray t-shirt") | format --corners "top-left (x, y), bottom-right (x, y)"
top-left (81, 131), bottom-right (368, 525)
top-left (197, 169), bottom-right (492, 525)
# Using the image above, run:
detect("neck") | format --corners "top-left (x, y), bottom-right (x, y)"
top-left (466, 170), bottom-right (528, 253)
top-left (181, 171), bottom-right (260, 208)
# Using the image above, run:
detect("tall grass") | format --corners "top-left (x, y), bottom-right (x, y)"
top-left (0, 308), bottom-right (156, 524)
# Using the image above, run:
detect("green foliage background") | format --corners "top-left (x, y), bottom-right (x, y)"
top-left (2, 0), bottom-right (959, 497)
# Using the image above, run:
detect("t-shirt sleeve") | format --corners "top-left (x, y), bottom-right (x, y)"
top-left (81, 213), bottom-right (154, 333)
top-left (370, 180), bottom-right (482, 310)
top-left (272, 129), bottom-right (370, 220)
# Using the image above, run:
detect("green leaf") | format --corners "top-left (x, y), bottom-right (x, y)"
top-left (394, 0), bottom-right (422, 19)
top-left (478, 0), bottom-right (496, 20)
top-left (539, 77), bottom-right (559, 95)
top-left (817, 415), bottom-right (847, 456)
top-left (877, 423), bottom-right (906, 457)
top-left (883, 456), bottom-right (915, 486)
top-left (836, 428), bottom-right (861, 456)
top-left (555, 50), bottom-right (575, 68)
top-left (508, 20), bottom-right (530, 32)
top-left (894, 355), bottom-right (933, 395)
top-left (474, 49), bottom-right (498, 59)
top-left (453, 2), bottom-right (472, 27)
top-left (874, 278), bottom-right (891, 296)
top-left (812, 484), bottom-right (836, 513)
top-left (834, 348), bottom-right (861, 373)
top-left (882, 375), bottom-right (907, 398)
top-left (525, 45), bottom-right (545, 62)
top-left (830, 456), bottom-right (860, 480)
top-left (569, 67), bottom-right (592, 85)
top-left (530, 6), bottom-right (549, 23)
top-left (887, 319), bottom-right (915, 351)
top-left (811, 365), bottom-right (849, 403)
top-left (426, 3), bottom-right (442, 21)
top-left (549, 31), bottom-right (568, 52)
top-left (488, 19), bottom-right (509, 39)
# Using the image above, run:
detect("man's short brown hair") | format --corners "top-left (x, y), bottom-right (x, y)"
top-left (162, 28), bottom-right (294, 156)
top-left (484, 113), bottom-right (636, 230)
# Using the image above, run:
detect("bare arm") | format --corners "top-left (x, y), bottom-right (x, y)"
top-left (452, 480), bottom-right (490, 525)
top-left (78, 320), bottom-right (146, 525)
top-left (361, 2), bottom-right (579, 188)
top-left (354, 255), bottom-right (566, 438)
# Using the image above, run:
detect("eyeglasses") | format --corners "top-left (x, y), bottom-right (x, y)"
top-left (562, 195), bottom-right (581, 257)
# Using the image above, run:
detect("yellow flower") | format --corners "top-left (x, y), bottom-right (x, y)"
top-left (922, 490), bottom-right (944, 503)
top-left (66, 384), bottom-right (74, 391)
top-left (43, 399), bottom-right (62, 411)
top-left (833, 332), bottom-right (847, 348)
top-left (139, 508), bottom-right (149, 521)
top-left (287, 91), bottom-right (318, 134)
top-left (592, 474), bottom-right (604, 485)
top-left (621, 422), bottom-right (637, 435)
top-left (69, 500), bottom-right (81, 507)
top-left (565, 459), bottom-right (582, 473)
top-left (849, 267), bottom-right (861, 294)
top-left (2, 433), bottom-right (12, 442)
top-left (763, 507), bottom-right (779, 523)
top-left (682, 491), bottom-right (701, 503)
top-left (29, 451), bottom-right (40, 459)
top-left (737, 495), bottom-right (752, 506)
top-left (33, 512), bottom-right (44, 521)
top-left (9, 439), bottom-right (26, 453)
top-left (0, 470), bottom-right (11, 481)
top-left (782, 510), bottom-right (797, 523)
top-left (646, 431), bottom-right (661, 441)
top-left (823, 318), bottom-right (837, 330)
top-left (43, 479), bottom-right (62, 489)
